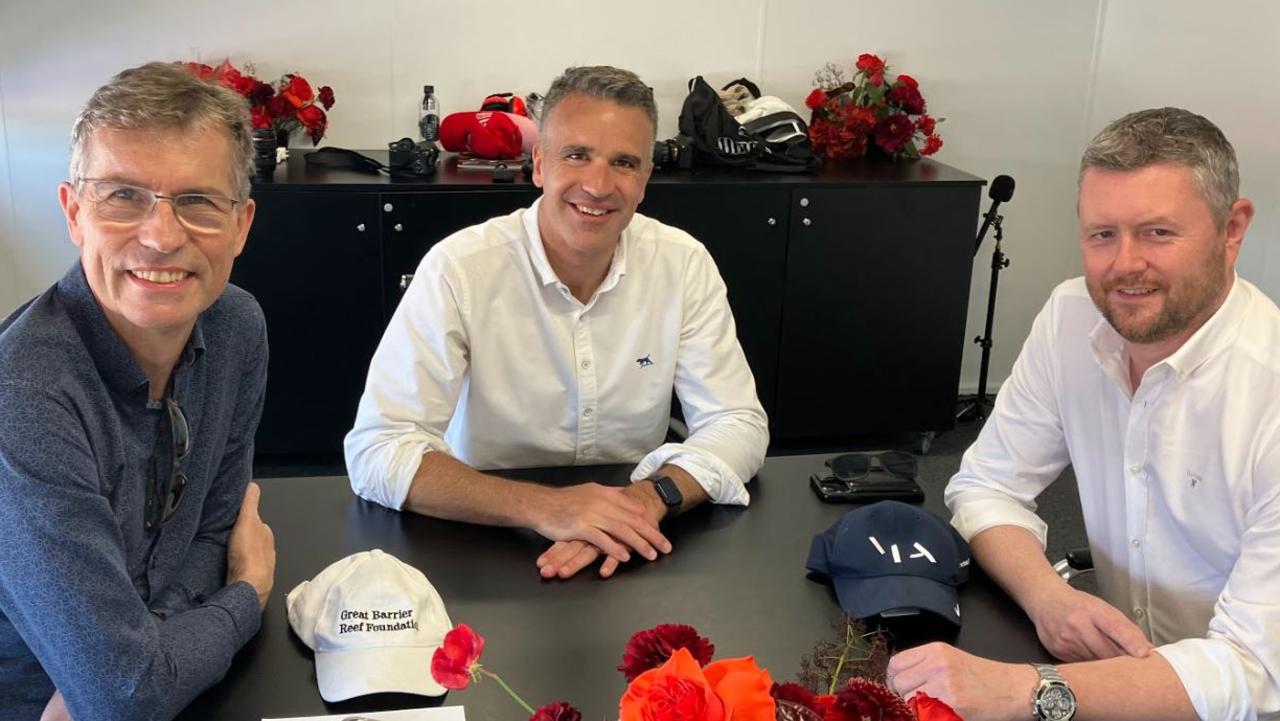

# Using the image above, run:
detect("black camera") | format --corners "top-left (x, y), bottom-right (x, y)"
top-left (653, 134), bottom-right (694, 169)
top-left (388, 137), bottom-right (439, 179)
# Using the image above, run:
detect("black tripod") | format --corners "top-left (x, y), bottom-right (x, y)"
top-left (957, 175), bottom-right (1015, 422)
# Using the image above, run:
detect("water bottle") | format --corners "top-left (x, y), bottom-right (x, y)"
top-left (418, 85), bottom-right (440, 142)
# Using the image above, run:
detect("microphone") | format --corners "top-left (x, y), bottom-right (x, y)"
top-left (974, 174), bottom-right (1015, 255)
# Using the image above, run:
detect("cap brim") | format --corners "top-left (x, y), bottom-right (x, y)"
top-left (832, 573), bottom-right (962, 627)
top-left (316, 644), bottom-right (447, 702)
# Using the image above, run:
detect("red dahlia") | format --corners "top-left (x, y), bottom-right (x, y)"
top-left (617, 624), bottom-right (716, 682)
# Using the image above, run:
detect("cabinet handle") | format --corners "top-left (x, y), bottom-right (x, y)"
top-left (799, 197), bottom-right (810, 208)
top-left (767, 217), bottom-right (777, 226)
top-left (394, 223), bottom-right (404, 232)
top-left (356, 223), bottom-right (366, 232)
top-left (802, 218), bottom-right (812, 227)
top-left (399, 274), bottom-right (415, 291)
top-left (384, 202), bottom-right (394, 212)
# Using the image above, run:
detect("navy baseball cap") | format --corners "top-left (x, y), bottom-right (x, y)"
top-left (806, 501), bottom-right (970, 626)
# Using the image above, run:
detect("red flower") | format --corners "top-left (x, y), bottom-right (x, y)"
top-left (266, 95), bottom-right (294, 120)
top-left (618, 624), bottom-right (716, 682)
top-left (897, 74), bottom-right (919, 90)
top-left (530, 701), bottom-right (582, 721)
top-left (856, 53), bottom-right (886, 85)
top-left (281, 74), bottom-right (314, 108)
top-left (922, 134), bottom-right (944, 156)
top-left (317, 85), bottom-right (336, 111)
top-left (805, 89), bottom-right (829, 110)
top-left (908, 692), bottom-right (964, 721)
top-left (430, 623), bottom-right (486, 690)
top-left (874, 113), bottom-right (915, 153)
top-left (889, 84), bottom-right (926, 115)
top-left (250, 106), bottom-right (272, 130)
top-left (834, 678), bottom-right (913, 721)
top-left (183, 62), bottom-right (214, 81)
top-left (248, 80), bottom-right (274, 107)
top-left (916, 114), bottom-right (937, 136)
top-left (771, 682), bottom-right (819, 713)
top-left (297, 104), bottom-right (328, 145)
top-left (620, 649), bottom-right (775, 721)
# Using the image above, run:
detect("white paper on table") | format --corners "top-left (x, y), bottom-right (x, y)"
top-left (264, 705), bottom-right (465, 721)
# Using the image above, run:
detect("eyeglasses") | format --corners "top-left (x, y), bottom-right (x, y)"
top-left (824, 451), bottom-right (918, 482)
top-left (77, 178), bottom-right (240, 234)
top-left (145, 397), bottom-right (190, 530)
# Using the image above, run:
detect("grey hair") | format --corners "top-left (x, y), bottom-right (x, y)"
top-left (1080, 107), bottom-right (1239, 229)
top-left (69, 61), bottom-right (254, 200)
top-left (540, 65), bottom-right (658, 141)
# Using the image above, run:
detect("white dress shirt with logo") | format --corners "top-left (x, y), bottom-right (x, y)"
top-left (946, 274), bottom-right (1280, 721)
top-left (345, 198), bottom-right (768, 511)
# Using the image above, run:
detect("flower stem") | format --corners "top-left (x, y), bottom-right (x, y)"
top-left (479, 668), bottom-right (535, 716)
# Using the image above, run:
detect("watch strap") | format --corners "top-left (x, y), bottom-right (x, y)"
top-left (649, 475), bottom-right (682, 519)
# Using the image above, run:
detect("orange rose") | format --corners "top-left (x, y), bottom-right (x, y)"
top-left (620, 648), bottom-right (775, 721)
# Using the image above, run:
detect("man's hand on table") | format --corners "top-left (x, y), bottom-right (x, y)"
top-left (532, 482), bottom-right (671, 579)
top-left (226, 481), bottom-right (277, 611)
top-left (536, 481), bottom-right (671, 579)
top-left (887, 642), bottom-right (1038, 721)
top-left (1026, 584), bottom-right (1153, 662)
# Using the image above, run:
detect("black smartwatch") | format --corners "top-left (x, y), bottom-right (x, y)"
top-left (649, 476), bottom-right (683, 519)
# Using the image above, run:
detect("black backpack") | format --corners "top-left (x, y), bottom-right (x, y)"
top-left (676, 76), bottom-right (820, 173)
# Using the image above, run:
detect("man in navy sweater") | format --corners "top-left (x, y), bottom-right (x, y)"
top-left (0, 61), bottom-right (276, 721)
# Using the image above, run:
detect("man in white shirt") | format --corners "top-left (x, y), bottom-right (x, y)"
top-left (886, 107), bottom-right (1278, 721)
top-left (344, 66), bottom-right (768, 580)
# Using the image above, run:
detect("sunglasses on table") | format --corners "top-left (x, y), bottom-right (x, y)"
top-left (144, 397), bottom-right (190, 531)
top-left (824, 450), bottom-right (918, 481)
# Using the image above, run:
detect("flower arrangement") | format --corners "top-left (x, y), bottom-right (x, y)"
top-left (184, 59), bottom-right (335, 145)
top-left (430, 619), bottom-right (963, 721)
top-left (804, 53), bottom-right (942, 162)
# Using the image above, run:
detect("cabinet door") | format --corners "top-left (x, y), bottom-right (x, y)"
top-left (640, 186), bottom-right (789, 420)
top-left (776, 185), bottom-right (979, 439)
top-left (381, 190), bottom-right (538, 319)
top-left (231, 191), bottom-right (382, 455)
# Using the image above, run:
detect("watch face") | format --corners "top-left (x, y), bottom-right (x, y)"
top-left (1038, 685), bottom-right (1077, 720)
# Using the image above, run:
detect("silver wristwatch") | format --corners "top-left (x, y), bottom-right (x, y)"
top-left (1032, 664), bottom-right (1077, 721)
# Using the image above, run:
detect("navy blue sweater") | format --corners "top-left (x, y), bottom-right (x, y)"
top-left (0, 264), bottom-right (266, 721)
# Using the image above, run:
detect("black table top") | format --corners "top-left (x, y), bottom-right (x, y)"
top-left (179, 454), bottom-right (1049, 721)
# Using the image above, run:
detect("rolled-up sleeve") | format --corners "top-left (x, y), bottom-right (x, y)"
top-left (344, 246), bottom-right (468, 509)
top-left (632, 245), bottom-right (768, 505)
top-left (944, 294), bottom-right (1071, 546)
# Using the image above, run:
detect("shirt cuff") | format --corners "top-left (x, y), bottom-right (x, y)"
top-left (205, 580), bottom-right (264, 649)
top-left (632, 445), bottom-right (751, 506)
top-left (946, 490), bottom-right (1048, 547)
top-left (1156, 638), bottom-right (1257, 721)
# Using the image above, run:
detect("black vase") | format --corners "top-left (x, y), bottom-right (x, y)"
top-left (251, 128), bottom-right (278, 179)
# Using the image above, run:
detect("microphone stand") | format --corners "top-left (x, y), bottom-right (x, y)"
top-left (956, 204), bottom-right (1009, 423)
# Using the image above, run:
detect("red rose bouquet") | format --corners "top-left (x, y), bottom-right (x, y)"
top-left (805, 53), bottom-right (942, 161)
top-left (184, 59), bottom-right (335, 145)
top-left (428, 620), bottom-right (964, 720)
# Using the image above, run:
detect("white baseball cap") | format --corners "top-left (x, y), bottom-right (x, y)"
top-left (286, 549), bottom-right (452, 701)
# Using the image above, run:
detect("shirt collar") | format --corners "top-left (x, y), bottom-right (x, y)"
top-left (522, 197), bottom-right (630, 295)
top-left (1089, 272), bottom-right (1249, 385)
top-left (57, 262), bottom-right (206, 397)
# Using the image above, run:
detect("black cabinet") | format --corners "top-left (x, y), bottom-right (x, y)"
top-left (240, 154), bottom-right (982, 456)
top-left (230, 191), bottom-right (382, 455)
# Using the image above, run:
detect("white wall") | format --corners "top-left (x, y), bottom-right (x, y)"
top-left (1, 0), bottom-right (1275, 392)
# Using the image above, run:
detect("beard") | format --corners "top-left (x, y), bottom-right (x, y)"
top-left (1088, 242), bottom-right (1229, 345)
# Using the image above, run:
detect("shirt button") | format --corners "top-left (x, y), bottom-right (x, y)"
top-left (1133, 607), bottom-right (1146, 619)
top-left (1129, 464), bottom-right (1142, 475)
top-left (583, 407), bottom-right (593, 417)
top-left (581, 360), bottom-right (591, 370)
top-left (1131, 539), bottom-right (1141, 548)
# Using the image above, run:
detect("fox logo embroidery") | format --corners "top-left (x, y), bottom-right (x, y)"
top-left (636, 355), bottom-right (653, 368)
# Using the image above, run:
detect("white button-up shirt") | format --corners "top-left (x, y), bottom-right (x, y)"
top-left (946, 275), bottom-right (1280, 721)
top-left (345, 199), bottom-right (768, 511)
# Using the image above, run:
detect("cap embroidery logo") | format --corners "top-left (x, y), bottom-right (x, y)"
top-left (868, 536), bottom-right (936, 564)
top-left (636, 354), bottom-right (653, 368)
